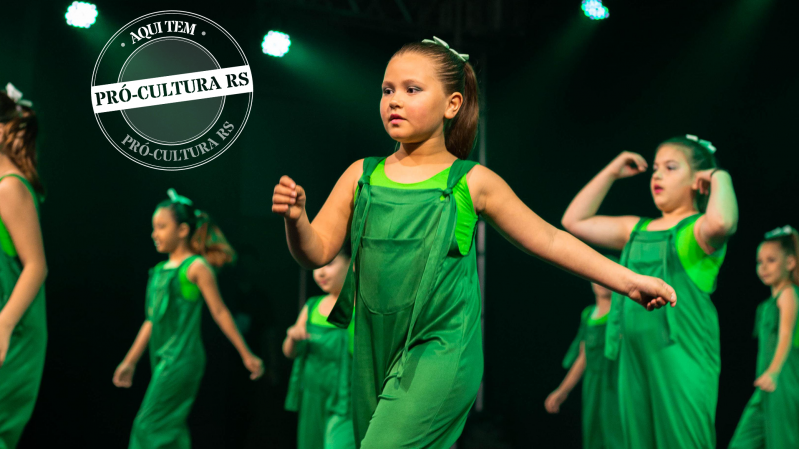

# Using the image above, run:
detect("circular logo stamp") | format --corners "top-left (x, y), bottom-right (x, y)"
top-left (92, 11), bottom-right (252, 170)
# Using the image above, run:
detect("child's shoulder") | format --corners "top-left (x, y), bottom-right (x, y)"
top-left (0, 173), bottom-right (33, 203)
top-left (777, 285), bottom-right (799, 307)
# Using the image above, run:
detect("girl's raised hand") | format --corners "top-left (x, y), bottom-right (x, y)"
top-left (272, 176), bottom-right (306, 221)
top-left (113, 362), bottom-right (136, 388)
top-left (754, 372), bottom-right (777, 392)
top-left (243, 353), bottom-right (265, 380)
top-left (607, 151), bottom-right (649, 180)
top-left (692, 169), bottom-right (716, 195)
top-left (626, 274), bottom-right (677, 311)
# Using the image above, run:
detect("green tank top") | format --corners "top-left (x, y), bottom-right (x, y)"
top-left (145, 255), bottom-right (206, 365)
top-left (356, 158), bottom-right (478, 256)
top-left (639, 218), bottom-right (726, 293)
top-left (753, 285), bottom-right (799, 376)
top-left (0, 175), bottom-right (41, 258)
top-left (309, 294), bottom-right (355, 352)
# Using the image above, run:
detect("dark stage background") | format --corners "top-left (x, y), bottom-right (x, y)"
top-left (2, 0), bottom-right (798, 447)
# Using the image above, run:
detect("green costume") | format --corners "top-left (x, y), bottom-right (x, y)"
top-left (729, 285), bottom-right (799, 449)
top-left (563, 306), bottom-right (622, 449)
top-left (0, 175), bottom-right (46, 449)
top-left (285, 295), bottom-right (355, 449)
top-left (329, 157), bottom-right (482, 448)
top-left (605, 215), bottom-right (726, 449)
top-left (130, 255), bottom-right (206, 449)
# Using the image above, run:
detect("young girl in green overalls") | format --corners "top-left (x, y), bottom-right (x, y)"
top-left (284, 249), bottom-right (356, 449)
top-left (729, 226), bottom-right (799, 449)
top-left (113, 189), bottom-right (265, 449)
top-left (0, 84), bottom-right (48, 449)
top-left (563, 136), bottom-right (739, 449)
top-left (272, 37), bottom-right (676, 448)
top-left (545, 279), bottom-right (622, 449)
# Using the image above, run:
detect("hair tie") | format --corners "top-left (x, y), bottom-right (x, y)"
top-left (166, 188), bottom-right (193, 206)
top-left (421, 36), bottom-right (469, 63)
top-left (765, 225), bottom-right (795, 240)
top-left (685, 134), bottom-right (717, 154)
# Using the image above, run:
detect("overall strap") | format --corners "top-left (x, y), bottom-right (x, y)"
top-left (392, 161), bottom-right (471, 381)
top-left (605, 217), bottom-right (649, 360)
top-left (328, 157), bottom-right (381, 327)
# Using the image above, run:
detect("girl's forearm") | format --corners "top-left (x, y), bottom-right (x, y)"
top-left (562, 167), bottom-right (616, 228)
top-left (212, 307), bottom-right (252, 358)
top-left (123, 321), bottom-right (152, 365)
top-left (0, 262), bottom-right (46, 330)
top-left (285, 212), bottom-right (332, 269)
top-left (282, 335), bottom-right (297, 359)
top-left (558, 349), bottom-right (586, 394)
top-left (704, 171), bottom-right (738, 236)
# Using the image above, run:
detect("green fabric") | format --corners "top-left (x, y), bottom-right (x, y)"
top-left (606, 214), bottom-right (722, 449)
top-left (729, 285), bottom-right (799, 449)
top-left (285, 296), bottom-right (356, 449)
top-left (639, 219), bottom-right (726, 293)
top-left (563, 306), bottom-right (623, 449)
top-left (177, 261), bottom-right (201, 301)
top-left (0, 175), bottom-right (46, 449)
top-left (130, 255), bottom-right (206, 449)
top-left (329, 157), bottom-right (482, 448)
top-left (358, 158), bottom-right (478, 256)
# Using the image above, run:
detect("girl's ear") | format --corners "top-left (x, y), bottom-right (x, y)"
top-left (786, 255), bottom-right (797, 273)
top-left (177, 222), bottom-right (191, 240)
top-left (444, 92), bottom-right (463, 120)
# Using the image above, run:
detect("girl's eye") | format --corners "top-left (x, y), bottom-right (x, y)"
top-left (382, 88), bottom-right (392, 95)
top-left (407, 87), bottom-right (420, 93)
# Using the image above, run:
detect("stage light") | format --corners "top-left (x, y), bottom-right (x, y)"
top-left (582, 0), bottom-right (609, 21)
top-left (65, 2), bottom-right (98, 29)
top-left (262, 31), bottom-right (291, 57)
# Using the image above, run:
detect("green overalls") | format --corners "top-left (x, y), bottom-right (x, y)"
top-left (0, 175), bottom-right (46, 449)
top-left (606, 215), bottom-right (723, 449)
top-left (563, 305), bottom-right (622, 449)
top-left (729, 285), bottom-right (799, 449)
top-left (130, 255), bottom-right (205, 449)
top-left (329, 157), bottom-right (482, 448)
top-left (285, 295), bottom-right (355, 449)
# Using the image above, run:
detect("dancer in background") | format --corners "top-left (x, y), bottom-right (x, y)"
top-left (729, 226), bottom-right (799, 449)
top-left (545, 276), bottom-right (622, 449)
top-left (563, 135), bottom-right (738, 448)
top-left (0, 83), bottom-right (47, 449)
top-left (113, 189), bottom-right (264, 449)
top-left (273, 36), bottom-right (676, 448)
top-left (284, 248), bottom-right (355, 449)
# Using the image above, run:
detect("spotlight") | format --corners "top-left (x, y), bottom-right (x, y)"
top-left (582, 0), bottom-right (609, 20)
top-left (262, 31), bottom-right (291, 57)
top-left (65, 2), bottom-right (98, 28)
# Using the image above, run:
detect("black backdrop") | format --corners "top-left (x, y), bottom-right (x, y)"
top-left (2, 0), bottom-right (798, 447)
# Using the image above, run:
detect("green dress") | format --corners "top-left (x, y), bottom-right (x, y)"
top-left (605, 215), bottom-right (725, 449)
top-left (729, 285), bottom-right (799, 449)
top-left (285, 295), bottom-right (355, 449)
top-left (130, 255), bottom-right (206, 449)
top-left (0, 174), bottom-right (46, 449)
top-left (563, 306), bottom-right (622, 449)
top-left (329, 157), bottom-right (482, 448)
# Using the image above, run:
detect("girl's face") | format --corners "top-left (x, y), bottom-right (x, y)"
top-left (151, 207), bottom-right (189, 254)
top-left (651, 144), bottom-right (696, 212)
top-left (380, 53), bottom-right (461, 145)
top-left (757, 241), bottom-right (796, 287)
top-left (313, 254), bottom-right (349, 294)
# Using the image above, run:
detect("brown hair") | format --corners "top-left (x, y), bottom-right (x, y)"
top-left (656, 136), bottom-right (718, 212)
top-left (155, 199), bottom-right (236, 268)
top-left (0, 91), bottom-right (44, 195)
top-left (393, 41), bottom-right (479, 159)
top-left (763, 227), bottom-right (799, 286)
